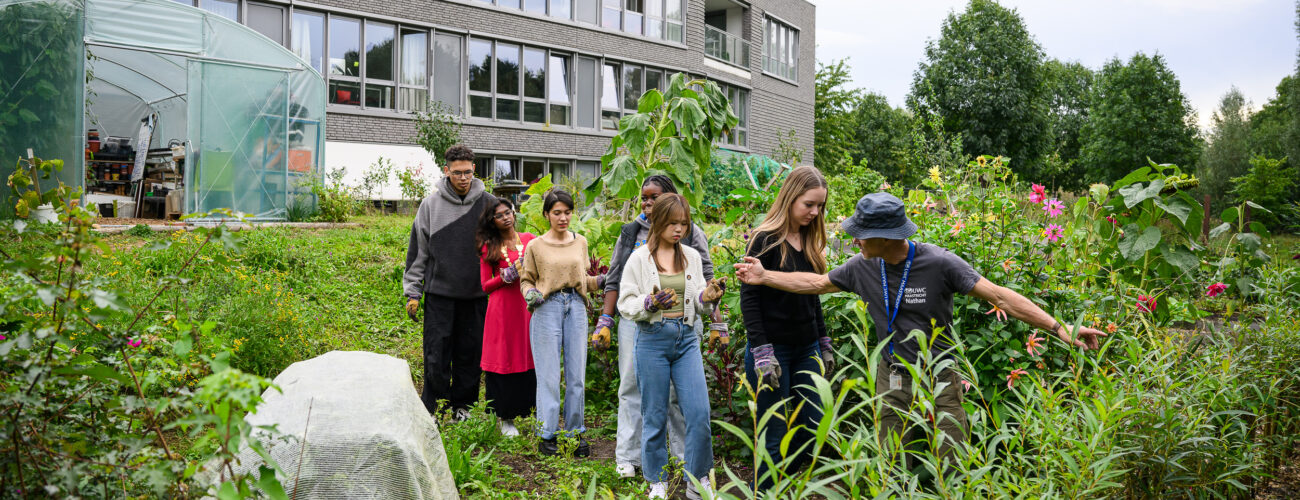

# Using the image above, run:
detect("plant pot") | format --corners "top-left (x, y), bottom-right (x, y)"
top-left (31, 203), bottom-right (57, 224)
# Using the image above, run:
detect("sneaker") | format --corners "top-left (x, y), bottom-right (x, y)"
top-left (616, 462), bottom-right (636, 478)
top-left (538, 438), bottom-right (559, 456)
top-left (573, 438), bottom-right (591, 458)
top-left (453, 408), bottom-right (471, 422)
top-left (499, 419), bottom-right (520, 437)
top-left (648, 482), bottom-right (668, 499)
top-left (685, 477), bottom-right (712, 500)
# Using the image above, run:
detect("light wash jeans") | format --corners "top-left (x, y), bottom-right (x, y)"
top-left (636, 317), bottom-right (713, 483)
top-left (530, 291), bottom-right (587, 439)
top-left (615, 316), bottom-right (687, 466)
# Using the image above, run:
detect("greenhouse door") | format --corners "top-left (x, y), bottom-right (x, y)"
top-left (188, 60), bottom-right (290, 218)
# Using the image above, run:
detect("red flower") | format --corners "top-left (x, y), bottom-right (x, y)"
top-left (1205, 282), bottom-right (1227, 298)
top-left (1028, 184), bottom-right (1047, 205)
top-left (1136, 295), bottom-right (1157, 313)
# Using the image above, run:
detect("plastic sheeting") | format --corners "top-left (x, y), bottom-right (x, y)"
top-left (0, 0), bottom-right (324, 220)
top-left (227, 351), bottom-right (460, 500)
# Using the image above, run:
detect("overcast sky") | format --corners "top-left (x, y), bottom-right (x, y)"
top-left (812, 0), bottom-right (1297, 130)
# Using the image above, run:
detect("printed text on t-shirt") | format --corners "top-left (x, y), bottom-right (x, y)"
top-left (904, 287), bottom-right (927, 305)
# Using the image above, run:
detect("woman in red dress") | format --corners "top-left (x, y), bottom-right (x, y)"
top-left (477, 196), bottom-right (537, 436)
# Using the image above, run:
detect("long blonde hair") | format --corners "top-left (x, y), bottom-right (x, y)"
top-left (747, 166), bottom-right (828, 273)
top-left (647, 193), bottom-right (690, 273)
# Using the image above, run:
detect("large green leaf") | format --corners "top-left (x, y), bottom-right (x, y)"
top-left (1207, 222), bottom-right (1231, 239)
top-left (1118, 225), bottom-right (1161, 261)
top-left (637, 89), bottom-right (664, 114)
top-left (1235, 233), bottom-right (1262, 253)
top-left (667, 97), bottom-right (705, 133)
top-left (1118, 178), bottom-right (1165, 208)
top-left (1160, 244), bottom-right (1198, 276)
top-left (1111, 167), bottom-right (1151, 191)
top-left (1152, 196), bottom-right (1191, 225)
top-left (618, 113), bottom-right (653, 160)
top-left (1220, 206), bottom-right (1239, 224)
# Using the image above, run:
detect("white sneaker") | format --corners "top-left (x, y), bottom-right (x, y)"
top-left (616, 462), bottom-right (636, 478)
top-left (648, 482), bottom-right (668, 499)
top-left (499, 419), bottom-right (520, 437)
top-left (453, 408), bottom-right (471, 422)
top-left (685, 477), bottom-right (711, 500)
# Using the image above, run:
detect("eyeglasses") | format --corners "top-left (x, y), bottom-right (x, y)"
top-left (447, 170), bottom-right (474, 179)
top-left (492, 211), bottom-right (515, 221)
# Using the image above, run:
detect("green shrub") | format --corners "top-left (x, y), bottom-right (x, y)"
top-left (312, 166), bottom-right (359, 223)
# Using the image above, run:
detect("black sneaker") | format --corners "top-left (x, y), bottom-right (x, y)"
top-left (538, 438), bottom-right (559, 456)
top-left (573, 438), bottom-right (591, 458)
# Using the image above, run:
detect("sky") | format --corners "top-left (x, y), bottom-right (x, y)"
top-left (812, 0), bottom-right (1297, 130)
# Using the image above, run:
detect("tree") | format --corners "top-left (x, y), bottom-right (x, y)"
top-left (1079, 53), bottom-right (1200, 183)
top-left (412, 100), bottom-right (463, 166)
top-left (1248, 75), bottom-right (1297, 160)
top-left (849, 93), bottom-right (911, 180)
top-left (908, 0), bottom-right (1050, 177)
top-left (1040, 59), bottom-right (1094, 189)
top-left (1231, 155), bottom-right (1296, 227)
top-left (814, 59), bottom-right (862, 172)
top-left (1197, 88), bottom-right (1253, 208)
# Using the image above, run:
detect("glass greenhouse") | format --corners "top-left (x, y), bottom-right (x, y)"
top-left (0, 0), bottom-right (325, 220)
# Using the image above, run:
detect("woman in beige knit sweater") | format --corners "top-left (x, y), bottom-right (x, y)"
top-left (518, 189), bottom-right (604, 457)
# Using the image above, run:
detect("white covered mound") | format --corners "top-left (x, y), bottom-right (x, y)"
top-left (229, 350), bottom-right (458, 499)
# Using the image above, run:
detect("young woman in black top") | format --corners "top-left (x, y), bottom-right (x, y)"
top-left (739, 165), bottom-right (831, 490)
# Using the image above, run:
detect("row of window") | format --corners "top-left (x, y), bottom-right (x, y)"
top-left (175, 0), bottom-right (753, 147)
top-left (175, 0), bottom-right (799, 83)
top-left (473, 0), bottom-right (685, 44)
top-left (474, 156), bottom-right (602, 185)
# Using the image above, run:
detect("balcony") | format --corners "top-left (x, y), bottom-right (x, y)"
top-left (704, 24), bottom-right (749, 68)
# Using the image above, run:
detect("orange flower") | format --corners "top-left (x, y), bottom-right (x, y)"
top-left (1025, 332), bottom-right (1046, 356)
top-left (1001, 259), bottom-right (1014, 272)
top-left (1006, 369), bottom-right (1029, 389)
top-left (1105, 323), bottom-right (1118, 333)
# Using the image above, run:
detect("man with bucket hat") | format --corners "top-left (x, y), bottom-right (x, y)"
top-left (734, 192), bottom-right (1106, 464)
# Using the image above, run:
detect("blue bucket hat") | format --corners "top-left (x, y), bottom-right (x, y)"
top-left (839, 192), bottom-right (918, 240)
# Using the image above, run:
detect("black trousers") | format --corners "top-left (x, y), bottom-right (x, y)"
top-left (421, 294), bottom-right (487, 414)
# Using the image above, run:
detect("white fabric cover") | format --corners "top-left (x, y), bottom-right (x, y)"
top-left (230, 351), bottom-right (459, 500)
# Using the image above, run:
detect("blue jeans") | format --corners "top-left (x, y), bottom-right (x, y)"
top-left (636, 318), bottom-right (713, 483)
top-left (744, 341), bottom-right (825, 490)
top-left (530, 291), bottom-right (588, 439)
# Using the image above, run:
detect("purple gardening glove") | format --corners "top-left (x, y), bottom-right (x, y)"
top-left (644, 286), bottom-right (679, 313)
top-left (818, 336), bottom-right (835, 375)
top-left (591, 314), bottom-right (614, 349)
top-left (707, 322), bottom-right (729, 350)
top-left (501, 261), bottom-right (520, 283)
top-left (750, 343), bottom-right (781, 391)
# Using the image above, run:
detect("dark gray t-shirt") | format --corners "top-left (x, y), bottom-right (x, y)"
top-left (827, 242), bottom-right (981, 364)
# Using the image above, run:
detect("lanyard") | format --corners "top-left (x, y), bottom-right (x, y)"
top-left (881, 241), bottom-right (916, 356)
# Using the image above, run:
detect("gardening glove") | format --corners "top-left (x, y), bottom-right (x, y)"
top-left (405, 298), bottom-right (421, 322)
top-left (501, 261), bottom-right (520, 283)
top-left (699, 277), bottom-right (727, 304)
top-left (591, 314), bottom-right (615, 349)
top-left (644, 286), bottom-right (679, 313)
top-left (750, 344), bottom-right (782, 391)
top-left (524, 288), bottom-right (544, 310)
top-left (707, 322), bottom-right (730, 350)
top-left (818, 336), bottom-right (836, 375)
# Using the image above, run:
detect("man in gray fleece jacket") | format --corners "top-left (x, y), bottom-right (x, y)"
top-left (404, 144), bottom-right (490, 417)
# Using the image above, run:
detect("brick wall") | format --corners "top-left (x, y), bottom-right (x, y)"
top-left (306, 0), bottom-right (815, 165)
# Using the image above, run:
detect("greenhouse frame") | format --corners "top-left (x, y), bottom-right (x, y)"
top-left (0, 0), bottom-right (325, 220)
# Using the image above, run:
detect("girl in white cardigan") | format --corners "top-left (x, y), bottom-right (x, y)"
top-left (617, 193), bottom-right (724, 500)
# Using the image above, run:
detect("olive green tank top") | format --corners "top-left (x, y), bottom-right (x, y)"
top-left (658, 271), bottom-right (685, 315)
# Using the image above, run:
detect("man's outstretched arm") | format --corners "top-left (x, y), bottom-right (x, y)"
top-left (733, 256), bottom-right (841, 295)
top-left (968, 278), bottom-right (1106, 350)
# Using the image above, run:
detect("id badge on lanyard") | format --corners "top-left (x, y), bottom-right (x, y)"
top-left (881, 241), bottom-right (916, 361)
